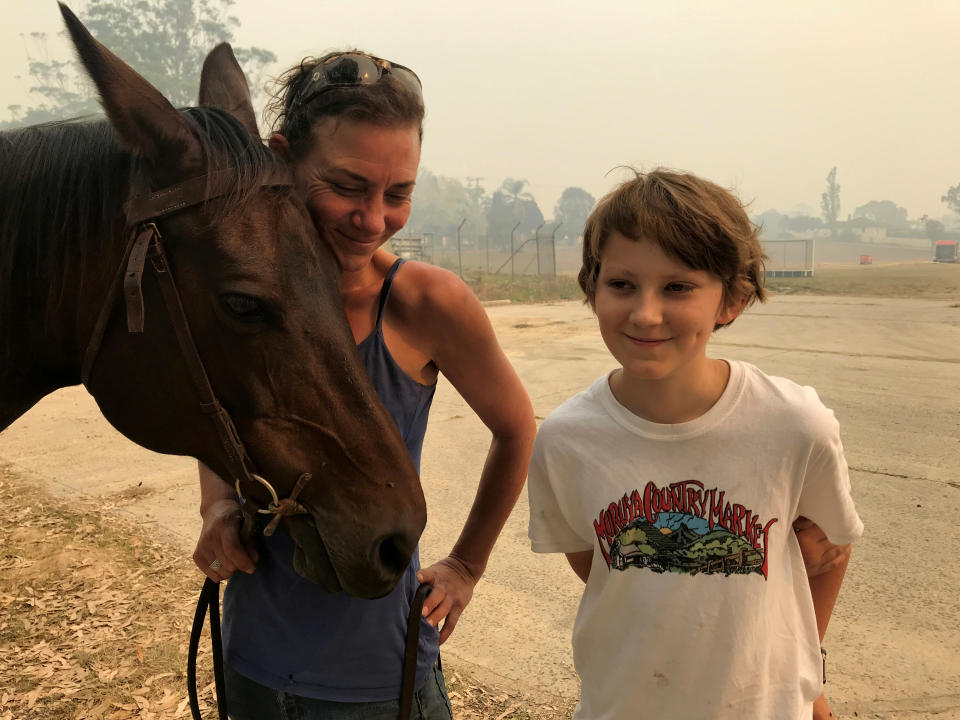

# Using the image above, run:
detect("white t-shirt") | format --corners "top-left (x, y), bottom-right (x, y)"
top-left (528, 360), bottom-right (863, 720)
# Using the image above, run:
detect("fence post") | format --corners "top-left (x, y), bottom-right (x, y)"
top-left (533, 221), bottom-right (544, 275)
top-left (456, 218), bottom-right (466, 279)
top-left (550, 221), bottom-right (563, 279)
top-left (510, 221), bottom-right (521, 281)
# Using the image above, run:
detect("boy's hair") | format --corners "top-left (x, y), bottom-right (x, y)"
top-left (578, 168), bottom-right (766, 328)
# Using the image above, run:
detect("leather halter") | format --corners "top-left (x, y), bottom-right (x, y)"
top-left (80, 166), bottom-right (311, 520)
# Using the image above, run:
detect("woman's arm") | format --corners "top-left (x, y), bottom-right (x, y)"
top-left (411, 269), bottom-right (537, 644)
top-left (194, 461), bottom-right (258, 582)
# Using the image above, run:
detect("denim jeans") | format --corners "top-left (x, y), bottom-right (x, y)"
top-left (223, 660), bottom-right (453, 720)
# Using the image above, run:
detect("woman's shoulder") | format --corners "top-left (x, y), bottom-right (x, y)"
top-left (390, 259), bottom-right (481, 320)
top-left (385, 259), bottom-right (509, 373)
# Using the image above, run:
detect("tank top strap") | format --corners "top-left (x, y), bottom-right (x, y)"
top-left (374, 257), bottom-right (406, 330)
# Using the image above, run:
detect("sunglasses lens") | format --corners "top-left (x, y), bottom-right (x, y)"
top-left (391, 66), bottom-right (423, 96)
top-left (324, 55), bottom-right (381, 86)
top-left (298, 54), bottom-right (422, 107)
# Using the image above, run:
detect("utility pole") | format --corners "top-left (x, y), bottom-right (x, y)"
top-left (456, 218), bottom-right (466, 279)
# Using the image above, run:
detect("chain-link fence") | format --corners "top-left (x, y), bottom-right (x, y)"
top-left (390, 231), bottom-right (585, 278)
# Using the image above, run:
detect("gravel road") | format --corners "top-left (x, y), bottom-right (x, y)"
top-left (2, 294), bottom-right (959, 718)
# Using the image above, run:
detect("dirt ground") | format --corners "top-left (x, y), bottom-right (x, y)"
top-left (0, 468), bottom-right (571, 720)
top-left (2, 291), bottom-right (960, 719)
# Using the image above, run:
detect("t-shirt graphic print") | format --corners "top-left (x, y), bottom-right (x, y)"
top-left (594, 481), bottom-right (779, 579)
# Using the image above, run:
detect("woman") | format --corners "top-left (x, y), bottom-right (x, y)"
top-left (193, 51), bottom-right (536, 719)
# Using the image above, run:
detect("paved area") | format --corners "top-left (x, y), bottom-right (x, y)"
top-left (2, 294), bottom-right (959, 717)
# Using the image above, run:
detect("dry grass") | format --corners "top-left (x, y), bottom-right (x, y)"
top-left (0, 466), bottom-right (217, 720)
top-left (0, 465), bottom-right (573, 720)
top-left (765, 261), bottom-right (960, 299)
top-left (465, 272), bottom-right (583, 304)
top-left (461, 261), bottom-right (960, 305)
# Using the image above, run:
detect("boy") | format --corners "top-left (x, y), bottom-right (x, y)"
top-left (527, 169), bottom-right (862, 719)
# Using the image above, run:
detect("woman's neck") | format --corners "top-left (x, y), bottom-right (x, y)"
top-left (338, 248), bottom-right (393, 297)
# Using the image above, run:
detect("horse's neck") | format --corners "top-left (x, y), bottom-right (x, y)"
top-left (0, 216), bottom-right (127, 432)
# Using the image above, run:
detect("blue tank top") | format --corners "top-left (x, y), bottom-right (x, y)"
top-left (222, 258), bottom-right (439, 701)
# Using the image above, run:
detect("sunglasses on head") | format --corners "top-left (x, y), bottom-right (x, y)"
top-left (294, 52), bottom-right (423, 108)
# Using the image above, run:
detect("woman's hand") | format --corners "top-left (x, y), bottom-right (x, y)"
top-left (794, 517), bottom-right (851, 578)
top-left (416, 555), bottom-right (479, 645)
top-left (193, 497), bottom-right (258, 583)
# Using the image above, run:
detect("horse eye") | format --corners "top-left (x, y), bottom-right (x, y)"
top-left (221, 293), bottom-right (267, 321)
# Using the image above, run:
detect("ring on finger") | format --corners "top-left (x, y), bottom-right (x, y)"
top-left (209, 558), bottom-right (223, 571)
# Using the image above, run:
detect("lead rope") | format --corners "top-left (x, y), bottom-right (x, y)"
top-left (188, 580), bottom-right (432, 720)
top-left (188, 579), bottom-right (227, 720)
top-left (400, 583), bottom-right (432, 719)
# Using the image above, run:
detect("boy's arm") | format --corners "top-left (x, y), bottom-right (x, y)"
top-left (794, 516), bottom-right (852, 578)
top-left (565, 550), bottom-right (592, 583)
top-left (809, 544), bottom-right (851, 720)
top-left (809, 544), bottom-right (850, 642)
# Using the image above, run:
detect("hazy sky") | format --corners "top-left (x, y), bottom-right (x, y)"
top-left (2, 1), bottom-right (958, 222)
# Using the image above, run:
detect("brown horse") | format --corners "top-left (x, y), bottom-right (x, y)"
top-left (0, 4), bottom-right (425, 600)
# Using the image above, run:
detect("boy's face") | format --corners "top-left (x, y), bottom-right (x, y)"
top-left (591, 231), bottom-right (741, 385)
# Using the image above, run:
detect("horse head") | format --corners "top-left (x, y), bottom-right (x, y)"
top-left (55, 3), bottom-right (426, 598)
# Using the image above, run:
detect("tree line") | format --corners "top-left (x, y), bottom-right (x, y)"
top-left (406, 173), bottom-right (594, 247)
top-left (755, 167), bottom-right (960, 246)
top-left (2, 0), bottom-right (598, 246)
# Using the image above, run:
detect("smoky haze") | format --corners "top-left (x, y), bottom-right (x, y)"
top-left (1, 0), bottom-right (957, 225)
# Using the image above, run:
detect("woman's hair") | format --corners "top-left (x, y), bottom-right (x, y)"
top-left (266, 52), bottom-right (425, 155)
top-left (579, 168), bottom-right (766, 328)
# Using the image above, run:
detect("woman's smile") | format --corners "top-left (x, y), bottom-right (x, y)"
top-left (332, 227), bottom-right (381, 248)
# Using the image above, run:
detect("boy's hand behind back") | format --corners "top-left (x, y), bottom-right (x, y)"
top-left (813, 693), bottom-right (835, 719)
top-left (794, 517), bottom-right (851, 577)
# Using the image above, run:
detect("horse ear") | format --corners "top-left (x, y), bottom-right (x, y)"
top-left (58, 2), bottom-right (201, 168)
top-left (199, 44), bottom-right (261, 138)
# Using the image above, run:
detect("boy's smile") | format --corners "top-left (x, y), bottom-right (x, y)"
top-left (591, 231), bottom-right (741, 418)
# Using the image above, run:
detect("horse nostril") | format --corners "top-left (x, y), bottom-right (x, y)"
top-left (377, 534), bottom-right (409, 576)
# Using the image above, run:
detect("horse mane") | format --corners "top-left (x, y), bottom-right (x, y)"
top-left (0, 106), bottom-right (287, 349)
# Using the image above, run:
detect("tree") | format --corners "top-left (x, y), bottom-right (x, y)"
top-left (943, 183), bottom-right (960, 216)
top-left (553, 187), bottom-right (595, 244)
top-left (406, 169), bottom-right (487, 238)
top-left (820, 167), bottom-right (841, 238)
top-left (926, 219), bottom-right (945, 251)
top-left (2, 0), bottom-right (275, 129)
top-left (485, 178), bottom-right (544, 248)
top-left (853, 200), bottom-right (908, 229)
top-left (782, 215), bottom-right (822, 234)
top-left (754, 209), bottom-right (786, 238)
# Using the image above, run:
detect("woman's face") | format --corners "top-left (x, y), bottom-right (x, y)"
top-left (290, 117), bottom-right (421, 273)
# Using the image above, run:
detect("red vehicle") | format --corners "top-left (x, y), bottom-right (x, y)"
top-left (934, 240), bottom-right (959, 263)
